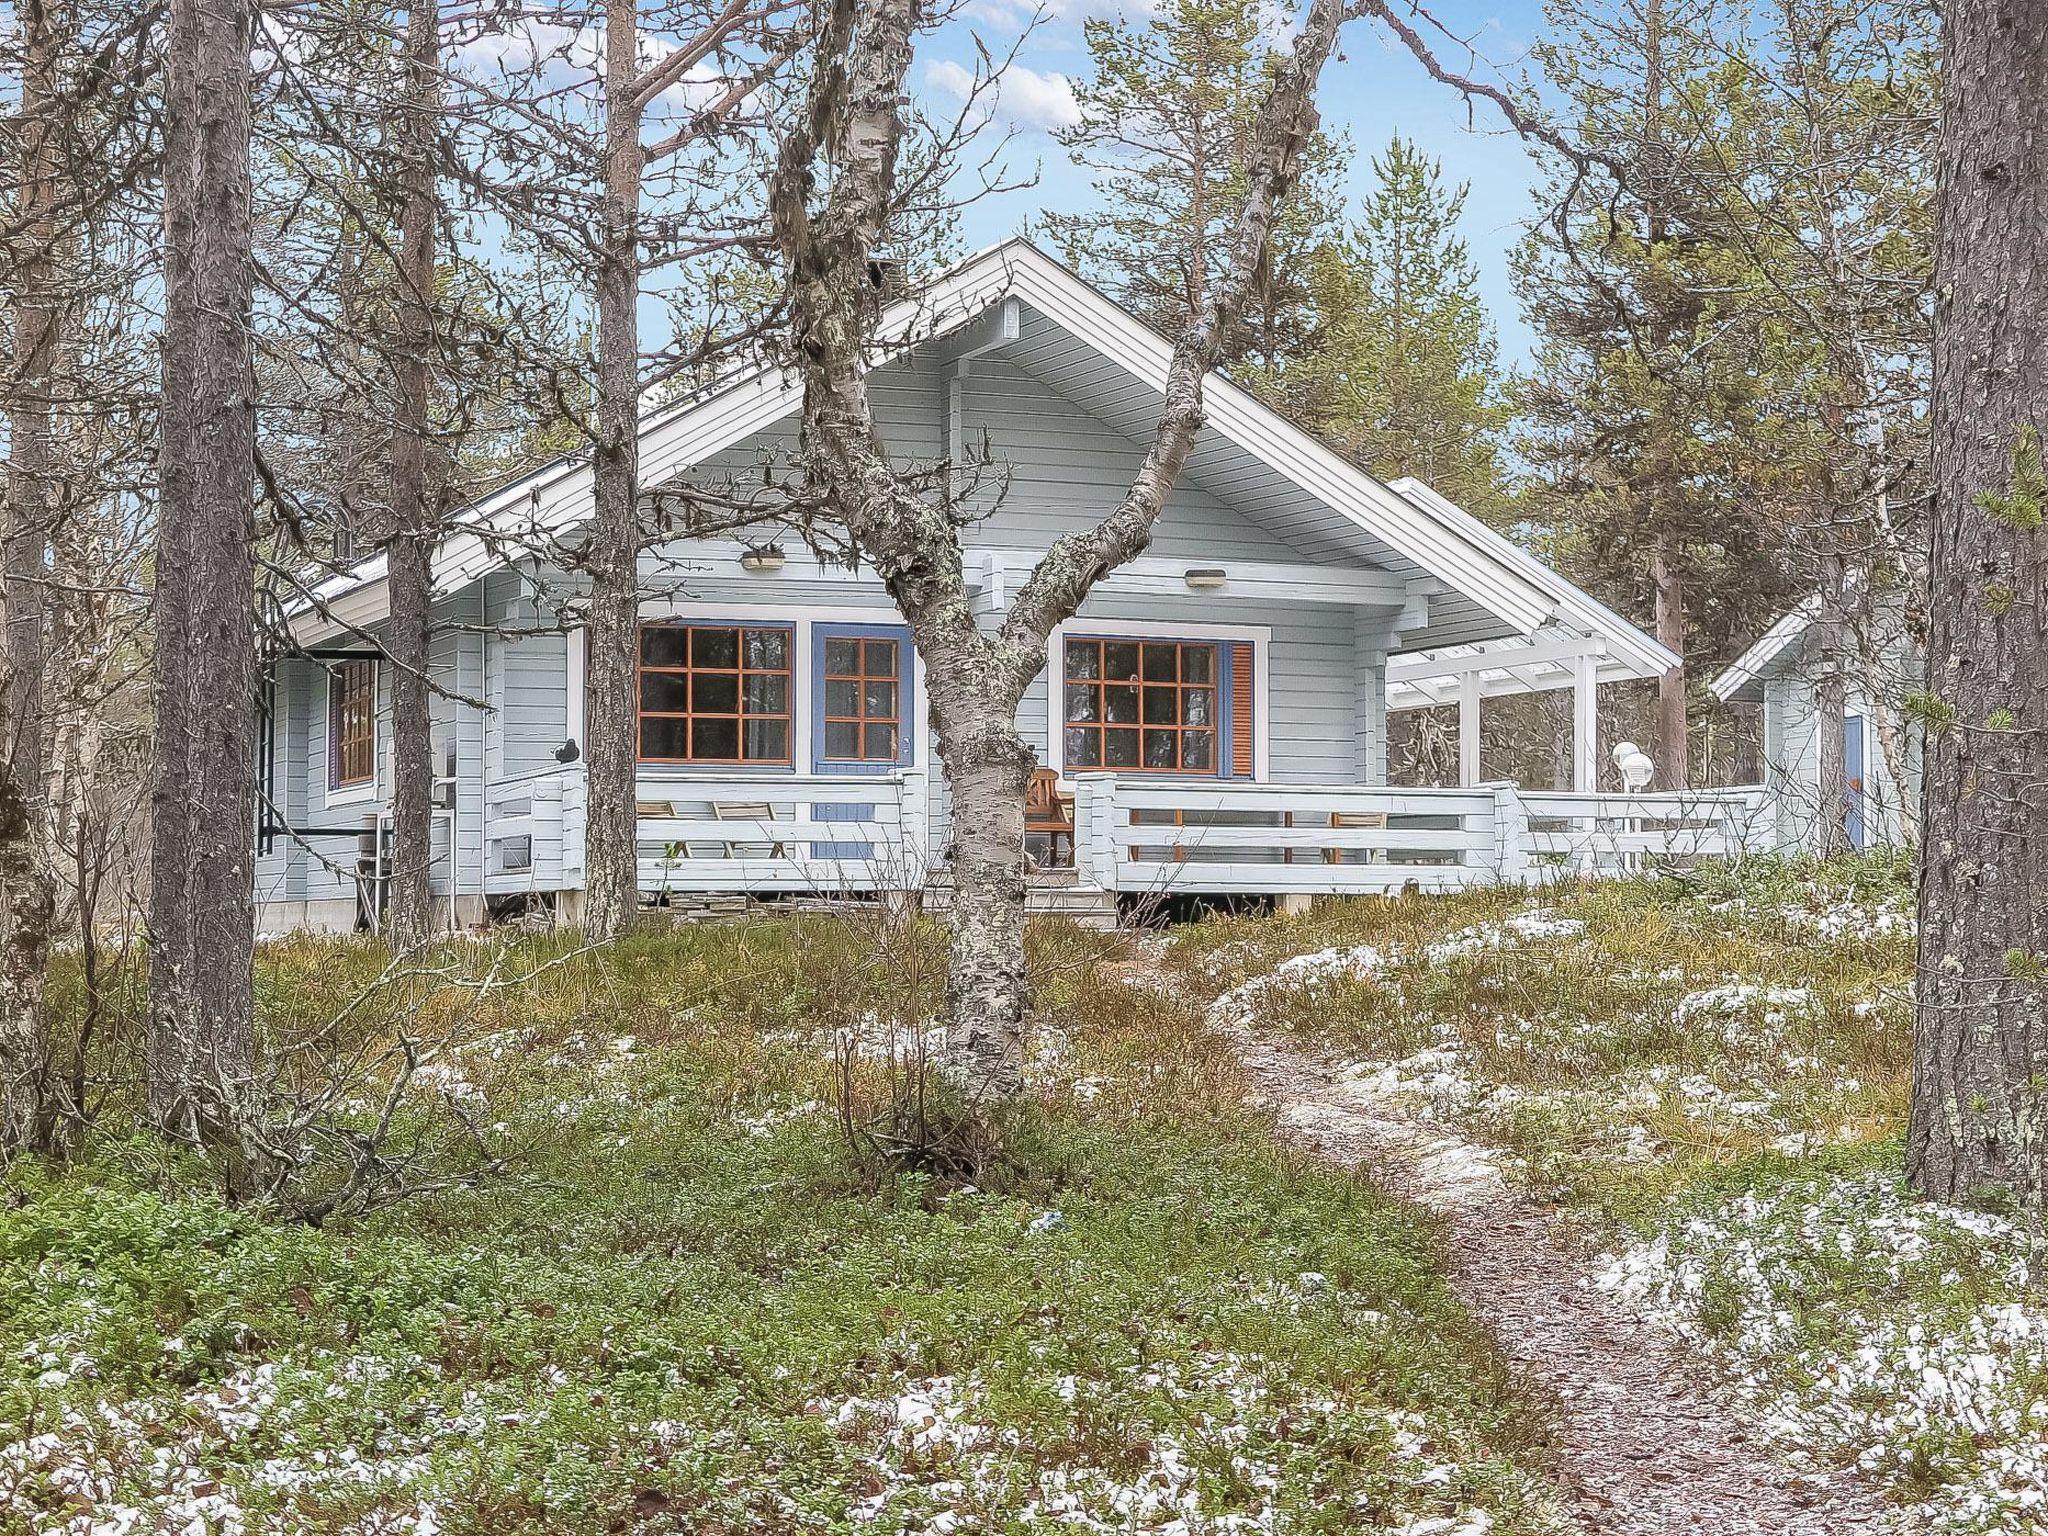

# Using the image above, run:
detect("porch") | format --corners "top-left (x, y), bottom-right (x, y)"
top-left (476, 765), bottom-right (1777, 907)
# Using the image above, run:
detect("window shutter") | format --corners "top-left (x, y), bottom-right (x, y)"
top-left (1230, 642), bottom-right (1255, 779)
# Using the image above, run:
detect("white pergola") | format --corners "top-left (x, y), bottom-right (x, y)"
top-left (1385, 628), bottom-right (1676, 792)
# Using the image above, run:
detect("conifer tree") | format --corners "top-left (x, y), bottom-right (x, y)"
top-left (1277, 137), bottom-right (1508, 519)
top-left (1045, 0), bottom-right (1347, 368)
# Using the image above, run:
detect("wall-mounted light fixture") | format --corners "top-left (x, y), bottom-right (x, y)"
top-left (1183, 567), bottom-right (1227, 591)
top-left (739, 543), bottom-right (786, 573)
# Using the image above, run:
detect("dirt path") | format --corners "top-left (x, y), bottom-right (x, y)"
top-left (1230, 1025), bottom-right (1898, 1536)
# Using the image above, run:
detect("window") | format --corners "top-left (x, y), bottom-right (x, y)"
top-left (1062, 638), bottom-right (1217, 773)
top-left (328, 658), bottom-right (377, 789)
top-left (638, 624), bottom-right (792, 763)
top-left (820, 634), bottom-right (901, 763)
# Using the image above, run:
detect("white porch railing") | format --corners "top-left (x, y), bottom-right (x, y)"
top-left (482, 767), bottom-right (1773, 904)
top-left (1068, 776), bottom-right (1774, 895)
top-left (483, 766), bottom-right (932, 898)
top-left (1519, 786), bottom-right (1774, 874)
top-left (1069, 777), bottom-right (1509, 895)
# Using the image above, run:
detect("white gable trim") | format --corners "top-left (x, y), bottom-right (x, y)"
top-left (1710, 595), bottom-right (1821, 703)
top-left (291, 239), bottom-right (1567, 643)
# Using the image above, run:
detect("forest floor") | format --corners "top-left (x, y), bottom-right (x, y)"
top-left (2, 856), bottom-right (2043, 1535)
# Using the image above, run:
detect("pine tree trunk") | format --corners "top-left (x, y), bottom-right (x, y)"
top-left (1651, 543), bottom-right (1688, 788)
top-left (150, 0), bottom-right (258, 1139)
top-left (384, 0), bottom-right (441, 952)
top-left (1907, 0), bottom-right (2048, 1207)
top-left (0, 0), bottom-right (62, 1150)
top-left (582, 0), bottom-right (645, 941)
top-left (1813, 543), bottom-right (1850, 860)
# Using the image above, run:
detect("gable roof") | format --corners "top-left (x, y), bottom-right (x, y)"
top-left (1709, 596), bottom-right (1822, 704)
top-left (289, 240), bottom-right (1656, 664)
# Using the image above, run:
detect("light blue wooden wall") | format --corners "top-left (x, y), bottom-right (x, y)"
top-left (265, 347), bottom-right (1396, 906)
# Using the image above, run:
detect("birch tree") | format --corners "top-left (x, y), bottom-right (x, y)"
top-left (1907, 0), bottom-right (2048, 1206)
top-left (150, 0), bottom-right (260, 1138)
top-left (768, 0), bottom-right (1348, 1107)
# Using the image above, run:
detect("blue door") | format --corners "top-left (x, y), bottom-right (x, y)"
top-left (1843, 713), bottom-right (1866, 850)
top-left (811, 624), bottom-right (915, 860)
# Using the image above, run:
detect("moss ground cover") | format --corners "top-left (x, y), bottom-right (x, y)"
top-left (2, 919), bottom-right (1562, 1535)
top-left (1166, 856), bottom-right (2047, 1533)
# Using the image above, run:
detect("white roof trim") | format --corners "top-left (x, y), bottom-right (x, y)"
top-left (1709, 594), bottom-right (1820, 702)
top-left (292, 239), bottom-right (1574, 642)
top-left (1386, 478), bottom-right (1680, 681)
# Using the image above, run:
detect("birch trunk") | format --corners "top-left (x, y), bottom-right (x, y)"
top-left (0, 0), bottom-right (62, 1148)
top-left (772, 0), bottom-right (1348, 1106)
top-left (1907, 0), bottom-right (2048, 1206)
top-left (385, 0), bottom-right (442, 952)
top-left (150, 0), bottom-right (258, 1139)
top-left (580, 0), bottom-right (646, 941)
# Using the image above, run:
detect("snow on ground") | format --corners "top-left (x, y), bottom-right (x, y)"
top-left (1597, 1175), bottom-right (2048, 1536)
top-left (813, 1353), bottom-right (1500, 1535)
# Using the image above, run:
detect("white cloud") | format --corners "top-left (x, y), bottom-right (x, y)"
top-left (925, 58), bottom-right (1080, 133)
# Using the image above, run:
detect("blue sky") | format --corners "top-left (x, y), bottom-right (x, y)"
top-left (920, 0), bottom-right (1555, 361)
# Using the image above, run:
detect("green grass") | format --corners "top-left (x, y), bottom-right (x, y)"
top-left (1164, 854), bottom-right (1916, 1221)
top-left (1164, 856), bottom-right (2048, 1531)
top-left (1, 917), bottom-right (1564, 1535)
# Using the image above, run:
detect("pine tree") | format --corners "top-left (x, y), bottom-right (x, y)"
top-left (1514, 0), bottom-right (1798, 787)
top-left (1275, 138), bottom-right (1508, 519)
top-left (1045, 0), bottom-right (1347, 369)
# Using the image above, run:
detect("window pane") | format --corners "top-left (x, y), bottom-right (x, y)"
top-left (825, 680), bottom-right (860, 718)
top-left (642, 672), bottom-right (688, 713)
top-left (1183, 730), bottom-right (1215, 771)
top-left (824, 637), bottom-right (861, 674)
top-left (1183, 688), bottom-right (1213, 727)
top-left (691, 627), bottom-right (738, 668)
top-left (744, 674), bottom-right (788, 715)
top-left (865, 638), bottom-right (897, 674)
top-left (1104, 729), bottom-right (1139, 767)
top-left (824, 720), bottom-right (861, 758)
top-left (1066, 643), bottom-right (1099, 680)
top-left (1064, 684), bottom-right (1097, 724)
top-left (693, 718), bottom-right (739, 759)
top-left (863, 681), bottom-right (897, 720)
top-left (744, 719), bottom-right (788, 761)
top-left (746, 628), bottom-right (789, 669)
top-left (1144, 729), bottom-right (1178, 768)
top-left (641, 716), bottom-right (688, 759)
top-left (1103, 684), bottom-right (1138, 724)
top-left (1183, 646), bottom-right (1214, 684)
top-left (1067, 728), bottom-right (1100, 768)
top-left (1143, 644), bottom-right (1178, 682)
top-left (692, 673), bottom-right (739, 714)
top-left (1143, 688), bottom-right (1178, 724)
top-left (641, 628), bottom-right (687, 667)
top-left (1103, 642), bottom-right (1140, 680)
top-left (864, 723), bottom-right (897, 761)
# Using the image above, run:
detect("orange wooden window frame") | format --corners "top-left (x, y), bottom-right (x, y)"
top-left (1062, 638), bottom-right (1220, 774)
top-left (820, 635), bottom-right (902, 763)
top-left (638, 623), bottom-right (793, 765)
top-left (329, 658), bottom-right (377, 788)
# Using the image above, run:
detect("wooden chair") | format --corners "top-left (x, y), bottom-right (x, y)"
top-left (1025, 768), bottom-right (1076, 868)
top-left (713, 799), bottom-right (788, 860)
top-left (1324, 810), bottom-right (1389, 864)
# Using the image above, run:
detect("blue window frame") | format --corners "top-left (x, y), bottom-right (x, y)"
top-left (811, 624), bottom-right (915, 774)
